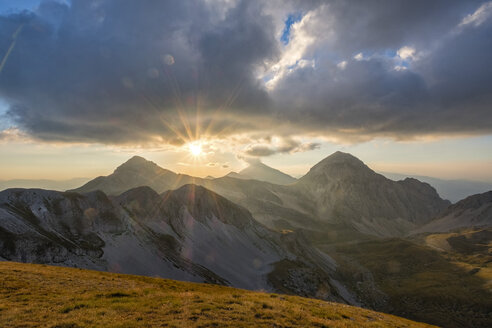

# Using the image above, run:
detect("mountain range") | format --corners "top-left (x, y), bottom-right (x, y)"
top-left (1, 151), bottom-right (491, 327)
top-left (382, 172), bottom-right (492, 203)
top-left (73, 152), bottom-right (451, 237)
top-left (0, 177), bottom-right (90, 192)
top-left (414, 191), bottom-right (492, 233)
top-left (0, 184), bottom-right (353, 303)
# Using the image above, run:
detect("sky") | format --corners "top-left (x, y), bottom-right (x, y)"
top-left (0, 0), bottom-right (491, 182)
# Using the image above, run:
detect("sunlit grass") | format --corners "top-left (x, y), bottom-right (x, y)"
top-left (0, 262), bottom-right (434, 328)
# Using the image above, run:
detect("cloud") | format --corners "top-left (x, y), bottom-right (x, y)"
top-left (268, 0), bottom-right (492, 140)
top-left (0, 0), bottom-right (491, 147)
top-left (242, 137), bottom-right (320, 157)
top-left (459, 1), bottom-right (492, 27)
top-left (337, 61), bottom-right (347, 70)
top-left (0, 127), bottom-right (29, 143)
top-left (397, 46), bottom-right (417, 61)
top-left (0, 0), bottom-right (278, 145)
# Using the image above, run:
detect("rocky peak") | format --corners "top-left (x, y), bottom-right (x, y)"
top-left (161, 184), bottom-right (253, 228)
top-left (446, 190), bottom-right (492, 212)
top-left (238, 160), bottom-right (296, 185)
top-left (114, 156), bottom-right (160, 173)
top-left (299, 151), bottom-right (372, 183)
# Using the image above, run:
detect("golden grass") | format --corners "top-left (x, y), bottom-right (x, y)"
top-left (0, 261), bottom-right (434, 328)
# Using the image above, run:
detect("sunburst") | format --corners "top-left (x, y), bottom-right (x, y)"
top-left (188, 142), bottom-right (203, 157)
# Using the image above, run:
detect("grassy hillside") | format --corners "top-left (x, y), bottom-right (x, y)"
top-left (419, 229), bottom-right (492, 292)
top-left (325, 236), bottom-right (492, 328)
top-left (0, 262), bottom-right (433, 328)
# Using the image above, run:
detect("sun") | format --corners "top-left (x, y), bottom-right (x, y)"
top-left (188, 142), bottom-right (203, 157)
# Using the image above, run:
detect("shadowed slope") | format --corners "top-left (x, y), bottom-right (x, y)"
top-left (0, 185), bottom-right (348, 300)
top-left (295, 151), bottom-right (451, 236)
top-left (237, 160), bottom-right (297, 185)
top-left (415, 191), bottom-right (492, 233)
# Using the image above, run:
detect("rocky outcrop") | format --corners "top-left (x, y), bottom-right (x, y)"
top-left (0, 185), bottom-right (352, 303)
top-left (414, 191), bottom-right (492, 233)
top-left (293, 152), bottom-right (450, 236)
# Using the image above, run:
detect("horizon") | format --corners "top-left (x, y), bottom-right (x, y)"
top-left (2, 151), bottom-right (492, 186)
top-left (1, 0), bottom-right (492, 183)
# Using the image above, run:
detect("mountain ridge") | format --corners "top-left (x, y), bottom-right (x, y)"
top-left (237, 160), bottom-right (297, 185)
top-left (71, 152), bottom-right (451, 237)
top-left (414, 190), bottom-right (492, 233)
top-left (0, 184), bottom-right (350, 301)
top-left (381, 171), bottom-right (492, 203)
top-left (294, 151), bottom-right (450, 234)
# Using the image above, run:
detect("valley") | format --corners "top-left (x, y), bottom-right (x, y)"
top-left (1, 152), bottom-right (491, 327)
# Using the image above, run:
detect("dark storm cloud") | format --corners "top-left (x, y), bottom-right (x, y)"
top-left (0, 0), bottom-right (491, 145)
top-left (243, 138), bottom-right (320, 157)
top-left (318, 0), bottom-right (484, 54)
top-left (269, 0), bottom-right (492, 140)
top-left (0, 0), bottom-right (277, 144)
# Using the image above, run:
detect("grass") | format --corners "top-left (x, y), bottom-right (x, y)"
top-left (0, 261), bottom-right (434, 328)
top-left (324, 236), bottom-right (492, 328)
top-left (420, 229), bottom-right (492, 291)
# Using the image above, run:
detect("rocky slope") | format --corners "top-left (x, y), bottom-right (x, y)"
top-left (0, 185), bottom-right (352, 302)
top-left (294, 152), bottom-right (451, 236)
top-left (235, 160), bottom-right (297, 185)
top-left (382, 172), bottom-right (492, 203)
top-left (414, 191), bottom-right (492, 233)
top-left (70, 152), bottom-right (450, 237)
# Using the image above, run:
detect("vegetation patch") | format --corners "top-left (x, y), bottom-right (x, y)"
top-left (0, 261), bottom-right (434, 328)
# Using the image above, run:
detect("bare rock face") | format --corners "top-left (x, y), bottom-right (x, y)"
top-left (0, 185), bottom-right (353, 304)
top-left (414, 190), bottom-right (492, 233)
top-left (295, 152), bottom-right (451, 236)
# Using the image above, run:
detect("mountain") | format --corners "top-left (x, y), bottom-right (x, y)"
top-left (0, 177), bottom-right (90, 192)
top-left (236, 160), bottom-right (297, 185)
top-left (71, 156), bottom-right (204, 195)
top-left (381, 172), bottom-right (492, 203)
top-left (0, 262), bottom-right (434, 328)
top-left (0, 185), bottom-right (352, 302)
top-left (294, 151), bottom-right (451, 236)
top-left (71, 152), bottom-right (450, 237)
top-left (414, 191), bottom-right (492, 233)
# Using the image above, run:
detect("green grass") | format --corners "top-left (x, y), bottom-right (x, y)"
top-left (0, 261), bottom-right (434, 328)
top-left (324, 237), bottom-right (492, 328)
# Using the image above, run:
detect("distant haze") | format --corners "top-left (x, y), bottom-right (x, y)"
top-left (381, 172), bottom-right (492, 203)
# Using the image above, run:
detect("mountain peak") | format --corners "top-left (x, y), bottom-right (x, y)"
top-left (71, 156), bottom-right (181, 195)
top-left (238, 160), bottom-right (296, 185)
top-left (162, 184), bottom-right (253, 228)
top-left (116, 156), bottom-right (154, 170)
top-left (113, 156), bottom-right (169, 176)
top-left (320, 151), bottom-right (364, 165)
top-left (300, 151), bottom-right (368, 182)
